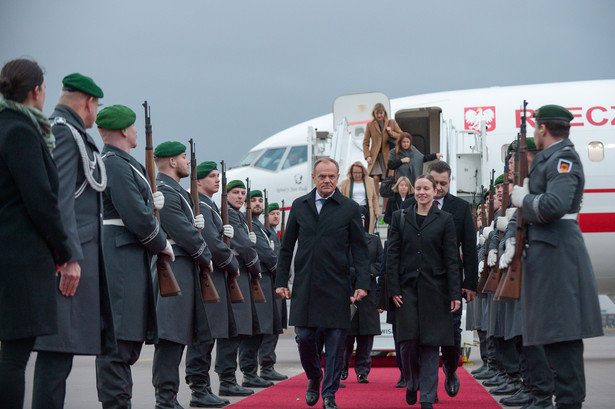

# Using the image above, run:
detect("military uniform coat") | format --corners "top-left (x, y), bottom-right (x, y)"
top-left (252, 217), bottom-right (279, 335)
top-left (0, 109), bottom-right (72, 341)
top-left (156, 173), bottom-right (212, 346)
top-left (520, 138), bottom-right (602, 346)
top-left (275, 188), bottom-right (370, 329)
top-left (362, 118), bottom-right (402, 174)
top-left (101, 144), bottom-right (167, 343)
top-left (35, 104), bottom-right (115, 355)
top-left (386, 205), bottom-right (460, 345)
top-left (497, 211), bottom-right (523, 340)
top-left (198, 193), bottom-right (239, 339)
top-left (228, 205), bottom-right (262, 336)
top-left (348, 233), bottom-right (382, 336)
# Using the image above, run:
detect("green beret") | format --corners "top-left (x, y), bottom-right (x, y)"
top-left (268, 202), bottom-right (280, 212)
top-left (251, 190), bottom-right (262, 198)
top-left (483, 189), bottom-right (493, 200)
top-left (494, 174), bottom-right (505, 185)
top-left (154, 141), bottom-right (186, 158)
top-left (62, 73), bottom-right (103, 98)
top-left (196, 161), bottom-right (217, 179)
top-left (95, 105), bottom-right (135, 130)
top-left (508, 137), bottom-right (537, 153)
top-left (227, 180), bottom-right (245, 192)
top-left (533, 104), bottom-right (573, 122)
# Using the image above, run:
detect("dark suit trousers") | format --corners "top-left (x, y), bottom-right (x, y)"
top-left (0, 337), bottom-right (35, 409)
top-left (544, 339), bottom-right (585, 406)
top-left (295, 326), bottom-right (346, 399)
top-left (391, 316), bottom-right (404, 377)
top-left (399, 340), bottom-right (439, 404)
top-left (95, 340), bottom-right (143, 407)
top-left (343, 335), bottom-right (374, 377)
top-left (32, 351), bottom-right (74, 409)
top-left (259, 333), bottom-right (279, 368)
top-left (441, 309), bottom-right (462, 373)
top-left (185, 339), bottom-right (215, 388)
top-left (239, 334), bottom-right (263, 375)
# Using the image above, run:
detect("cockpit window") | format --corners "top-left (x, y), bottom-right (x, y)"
top-left (282, 145), bottom-right (308, 169)
top-left (235, 150), bottom-right (264, 168)
top-left (254, 148), bottom-right (287, 171)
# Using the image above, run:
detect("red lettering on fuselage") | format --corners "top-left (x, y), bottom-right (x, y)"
top-left (515, 106), bottom-right (615, 129)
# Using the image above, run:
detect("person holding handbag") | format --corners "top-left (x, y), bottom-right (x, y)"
top-left (383, 176), bottom-right (413, 234)
top-left (362, 103), bottom-right (402, 202)
top-left (388, 132), bottom-right (442, 186)
top-left (340, 161), bottom-right (379, 233)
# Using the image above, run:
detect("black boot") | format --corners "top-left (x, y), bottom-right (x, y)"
top-left (260, 365), bottom-right (289, 381)
top-left (475, 367), bottom-right (498, 380)
top-left (206, 386), bottom-right (230, 405)
top-left (395, 375), bottom-right (406, 388)
top-left (471, 364), bottom-right (488, 375)
top-left (483, 372), bottom-right (507, 387)
top-left (219, 375), bottom-right (254, 396)
top-left (490, 377), bottom-right (521, 395)
top-left (102, 399), bottom-right (130, 409)
top-left (500, 386), bottom-right (532, 406)
top-left (340, 367), bottom-right (348, 380)
top-left (155, 388), bottom-right (177, 409)
top-left (528, 394), bottom-right (554, 408)
top-left (242, 373), bottom-right (274, 388)
top-left (189, 383), bottom-right (228, 408)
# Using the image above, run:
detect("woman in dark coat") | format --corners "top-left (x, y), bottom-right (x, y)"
top-left (0, 59), bottom-right (72, 409)
top-left (383, 176), bottom-right (413, 235)
top-left (388, 132), bottom-right (442, 186)
top-left (387, 174), bottom-right (460, 409)
top-left (342, 210), bottom-right (383, 383)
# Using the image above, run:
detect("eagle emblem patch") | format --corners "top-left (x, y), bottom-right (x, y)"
top-left (557, 159), bottom-right (572, 173)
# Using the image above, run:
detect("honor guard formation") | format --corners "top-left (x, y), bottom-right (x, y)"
top-left (0, 58), bottom-right (603, 409)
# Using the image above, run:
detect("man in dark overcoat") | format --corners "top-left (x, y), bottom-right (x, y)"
top-left (32, 73), bottom-right (116, 409)
top-left (153, 141), bottom-right (213, 408)
top-left (184, 161), bottom-right (237, 408)
top-left (275, 158), bottom-right (370, 409)
top-left (214, 180), bottom-right (262, 397)
top-left (94, 105), bottom-right (174, 409)
top-left (511, 105), bottom-right (603, 409)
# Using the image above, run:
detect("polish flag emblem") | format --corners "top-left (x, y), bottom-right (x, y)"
top-left (464, 106), bottom-right (496, 132)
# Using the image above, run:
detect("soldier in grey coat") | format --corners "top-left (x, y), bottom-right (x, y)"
top-left (94, 105), bottom-right (175, 409)
top-left (153, 141), bottom-right (213, 409)
top-left (184, 161), bottom-right (237, 408)
top-left (32, 73), bottom-right (116, 409)
top-left (215, 180), bottom-right (262, 397)
top-left (511, 105), bottom-right (603, 409)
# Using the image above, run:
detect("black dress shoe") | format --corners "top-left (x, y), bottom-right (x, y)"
top-left (206, 386), bottom-right (230, 405)
top-left (471, 364), bottom-right (488, 375)
top-left (306, 374), bottom-right (323, 406)
top-left (420, 403), bottom-right (433, 409)
top-left (444, 371), bottom-right (460, 397)
top-left (483, 373), bottom-right (507, 387)
top-left (190, 389), bottom-right (227, 408)
top-left (260, 367), bottom-right (289, 381)
top-left (219, 381), bottom-right (254, 396)
top-left (474, 367), bottom-right (498, 380)
top-left (242, 374), bottom-right (274, 388)
top-left (338, 382), bottom-right (346, 388)
top-left (490, 378), bottom-right (520, 395)
top-left (357, 374), bottom-right (369, 383)
top-left (406, 388), bottom-right (418, 405)
top-left (340, 368), bottom-right (348, 380)
top-left (323, 396), bottom-right (339, 409)
top-left (500, 387), bottom-right (532, 406)
top-left (395, 375), bottom-right (406, 388)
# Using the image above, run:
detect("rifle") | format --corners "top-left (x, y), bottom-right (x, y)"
top-left (497, 101), bottom-right (529, 300)
top-left (264, 189), bottom-right (270, 230)
top-left (280, 200), bottom-right (286, 241)
top-left (219, 160), bottom-right (244, 303)
top-left (142, 101), bottom-right (181, 297)
top-left (476, 185), bottom-right (489, 295)
top-left (245, 178), bottom-right (267, 303)
top-left (189, 139), bottom-right (220, 304)
top-left (479, 172), bottom-right (495, 293)
top-left (484, 161), bottom-right (510, 294)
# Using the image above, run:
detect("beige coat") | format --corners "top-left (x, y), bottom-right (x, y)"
top-left (340, 177), bottom-right (380, 233)
top-left (362, 119), bottom-right (402, 174)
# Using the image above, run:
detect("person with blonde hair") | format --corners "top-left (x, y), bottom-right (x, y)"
top-left (363, 103), bottom-right (402, 200)
top-left (340, 161), bottom-right (379, 233)
top-left (383, 176), bottom-right (413, 229)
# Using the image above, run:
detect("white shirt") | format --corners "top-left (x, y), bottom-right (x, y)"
top-left (433, 197), bottom-right (444, 209)
top-left (351, 182), bottom-right (366, 206)
top-left (315, 190), bottom-right (333, 214)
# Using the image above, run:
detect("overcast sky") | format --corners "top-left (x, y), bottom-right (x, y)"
top-left (2, 0), bottom-right (614, 165)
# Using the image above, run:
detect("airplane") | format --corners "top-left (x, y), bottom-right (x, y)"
top-left (221, 79), bottom-right (615, 354)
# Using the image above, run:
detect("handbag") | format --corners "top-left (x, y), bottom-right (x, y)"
top-left (380, 175), bottom-right (396, 198)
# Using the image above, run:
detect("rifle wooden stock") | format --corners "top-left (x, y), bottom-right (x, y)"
top-left (496, 101), bottom-right (529, 300)
top-left (190, 139), bottom-right (220, 304)
top-left (485, 165), bottom-right (511, 295)
top-left (245, 178), bottom-right (266, 304)
top-left (480, 172), bottom-right (496, 293)
top-left (143, 101), bottom-right (181, 297)
top-left (219, 160), bottom-right (244, 304)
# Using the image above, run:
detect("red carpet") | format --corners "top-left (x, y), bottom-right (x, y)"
top-left (229, 367), bottom-right (501, 408)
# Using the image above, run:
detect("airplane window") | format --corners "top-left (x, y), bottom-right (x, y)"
top-left (235, 150), bottom-right (264, 168)
top-left (254, 147), bottom-right (287, 171)
top-left (282, 145), bottom-right (308, 169)
top-left (588, 142), bottom-right (604, 162)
